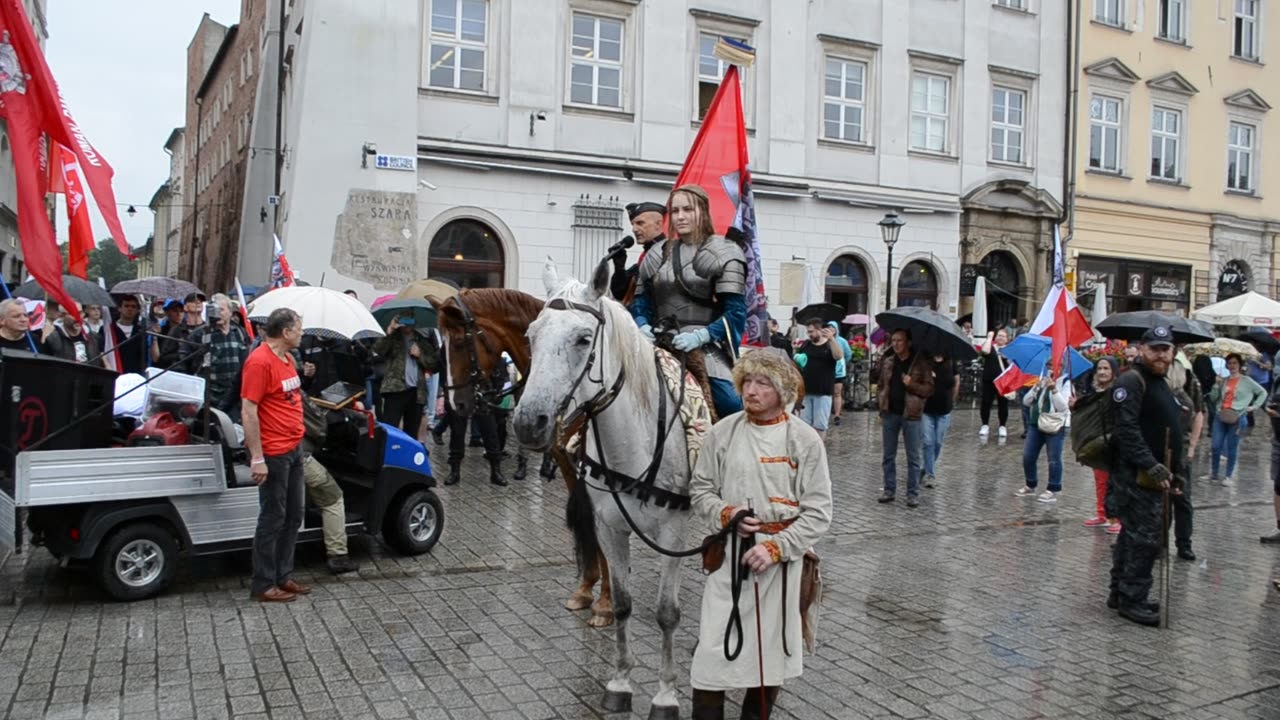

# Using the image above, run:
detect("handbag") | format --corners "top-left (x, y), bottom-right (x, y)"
top-left (1218, 407), bottom-right (1241, 425)
top-left (1036, 384), bottom-right (1065, 435)
top-left (995, 353), bottom-right (1018, 401)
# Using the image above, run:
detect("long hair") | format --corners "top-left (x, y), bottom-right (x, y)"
top-left (668, 184), bottom-right (716, 245)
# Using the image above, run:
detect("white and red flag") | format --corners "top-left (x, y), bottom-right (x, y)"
top-left (1029, 226), bottom-right (1093, 376)
top-left (234, 277), bottom-right (255, 341)
top-left (270, 235), bottom-right (295, 288)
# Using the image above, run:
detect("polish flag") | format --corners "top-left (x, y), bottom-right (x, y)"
top-left (993, 361), bottom-right (1038, 397)
top-left (234, 277), bottom-right (255, 341)
top-left (1030, 226), bottom-right (1093, 376)
top-left (270, 235), bottom-right (295, 288)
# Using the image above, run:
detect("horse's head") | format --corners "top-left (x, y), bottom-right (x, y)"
top-left (430, 293), bottom-right (505, 417)
top-left (515, 257), bottom-right (644, 450)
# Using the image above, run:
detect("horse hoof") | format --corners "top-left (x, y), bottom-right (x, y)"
top-left (587, 610), bottom-right (614, 628)
top-left (565, 592), bottom-right (593, 611)
top-left (601, 690), bottom-right (632, 713)
top-left (647, 704), bottom-right (680, 720)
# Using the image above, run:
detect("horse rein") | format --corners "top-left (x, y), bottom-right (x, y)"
top-left (440, 293), bottom-right (524, 411)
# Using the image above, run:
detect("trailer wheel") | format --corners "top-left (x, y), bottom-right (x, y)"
top-left (94, 522), bottom-right (178, 601)
top-left (385, 489), bottom-right (443, 555)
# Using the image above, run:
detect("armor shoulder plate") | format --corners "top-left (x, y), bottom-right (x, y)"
top-left (693, 235), bottom-right (747, 295)
top-left (638, 239), bottom-right (667, 283)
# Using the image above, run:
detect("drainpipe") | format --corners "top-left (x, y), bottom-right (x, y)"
top-left (1063, 0), bottom-right (1083, 245)
top-left (274, 0), bottom-right (285, 229)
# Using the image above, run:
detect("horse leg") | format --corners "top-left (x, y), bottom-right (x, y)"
top-left (599, 523), bottom-right (635, 713)
top-left (588, 550), bottom-right (614, 627)
top-left (648, 551), bottom-right (684, 720)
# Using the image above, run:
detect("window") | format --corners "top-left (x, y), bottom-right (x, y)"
top-left (910, 73), bottom-right (950, 153)
top-left (697, 33), bottom-right (746, 120)
top-left (822, 57), bottom-right (865, 143)
top-left (1158, 0), bottom-right (1186, 42)
top-left (1234, 0), bottom-right (1259, 60)
top-left (1089, 95), bottom-right (1123, 172)
top-left (995, 0), bottom-right (1025, 8)
top-left (428, 0), bottom-right (487, 91)
top-left (1150, 107), bottom-right (1181, 180)
top-left (990, 86), bottom-right (1025, 163)
top-left (1228, 122), bottom-right (1255, 192)
top-left (1095, 0), bottom-right (1123, 26)
top-left (569, 13), bottom-right (623, 108)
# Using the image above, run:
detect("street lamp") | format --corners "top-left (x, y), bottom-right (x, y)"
top-left (878, 211), bottom-right (905, 309)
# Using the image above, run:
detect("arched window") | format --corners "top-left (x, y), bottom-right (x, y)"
top-left (428, 219), bottom-right (505, 289)
top-left (897, 261), bottom-right (938, 309)
top-left (1218, 259), bottom-right (1250, 301)
top-left (979, 251), bottom-right (1021, 327)
top-left (825, 255), bottom-right (868, 316)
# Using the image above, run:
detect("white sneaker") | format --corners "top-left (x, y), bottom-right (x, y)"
top-left (998, 426), bottom-right (1008, 439)
top-left (1014, 486), bottom-right (1036, 498)
top-left (1222, 476), bottom-right (1233, 486)
top-left (1036, 490), bottom-right (1058, 503)
top-left (979, 425), bottom-right (990, 437)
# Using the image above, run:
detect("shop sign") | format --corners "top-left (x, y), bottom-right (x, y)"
top-left (1127, 272), bottom-right (1144, 296)
top-left (959, 264), bottom-right (979, 297)
top-left (1218, 260), bottom-right (1249, 299)
top-left (1150, 275), bottom-right (1183, 298)
top-left (1079, 268), bottom-right (1113, 292)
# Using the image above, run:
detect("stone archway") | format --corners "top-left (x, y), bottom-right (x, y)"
top-left (897, 259), bottom-right (940, 309)
top-left (427, 219), bottom-right (506, 289)
top-left (977, 250), bottom-right (1022, 328)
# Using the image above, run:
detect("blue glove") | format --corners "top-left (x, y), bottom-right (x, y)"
top-left (673, 328), bottom-right (711, 352)
top-left (639, 324), bottom-right (655, 341)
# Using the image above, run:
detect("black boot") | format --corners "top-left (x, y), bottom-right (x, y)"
top-left (691, 690), bottom-right (725, 720)
top-left (489, 459), bottom-right (508, 487)
top-left (513, 453), bottom-right (528, 481)
top-left (444, 461), bottom-right (461, 486)
top-left (740, 686), bottom-right (780, 720)
top-left (1108, 591), bottom-right (1159, 612)
top-left (1119, 601), bottom-right (1160, 627)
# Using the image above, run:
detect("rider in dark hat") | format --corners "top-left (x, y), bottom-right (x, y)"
top-left (610, 201), bottom-right (668, 303)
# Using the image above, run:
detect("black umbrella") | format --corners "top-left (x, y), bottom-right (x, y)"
top-left (875, 306), bottom-right (978, 361)
top-left (1096, 311), bottom-right (1215, 344)
top-left (794, 302), bottom-right (845, 326)
top-left (13, 275), bottom-right (114, 307)
top-left (111, 276), bottom-right (201, 300)
top-left (1238, 328), bottom-right (1280, 355)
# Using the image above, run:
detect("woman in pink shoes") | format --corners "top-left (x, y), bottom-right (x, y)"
top-left (1074, 357), bottom-right (1122, 533)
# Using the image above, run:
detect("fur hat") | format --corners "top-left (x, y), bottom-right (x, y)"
top-left (732, 347), bottom-right (805, 408)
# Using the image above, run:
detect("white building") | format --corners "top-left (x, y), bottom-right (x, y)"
top-left (278, 0), bottom-right (1066, 324)
top-left (148, 128), bottom-right (186, 279)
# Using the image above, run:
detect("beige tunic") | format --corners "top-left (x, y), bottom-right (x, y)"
top-left (688, 412), bottom-right (833, 691)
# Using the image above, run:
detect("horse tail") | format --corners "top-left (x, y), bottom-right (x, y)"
top-left (565, 469), bottom-right (600, 579)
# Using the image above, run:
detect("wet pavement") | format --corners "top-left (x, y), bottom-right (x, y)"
top-left (1, 406), bottom-right (1279, 719)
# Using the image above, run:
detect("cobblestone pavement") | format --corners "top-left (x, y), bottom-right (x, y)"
top-left (2, 407), bottom-right (1279, 719)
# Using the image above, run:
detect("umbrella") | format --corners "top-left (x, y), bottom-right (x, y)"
top-left (247, 286), bottom-right (384, 340)
top-left (370, 293), bottom-right (397, 311)
top-left (1183, 337), bottom-right (1260, 361)
top-left (795, 302), bottom-right (845, 326)
top-left (1095, 311), bottom-right (1215, 344)
top-left (972, 276), bottom-right (989, 338)
top-left (1237, 327), bottom-right (1280, 356)
top-left (842, 313), bottom-right (869, 326)
top-left (874, 306), bottom-right (978, 361)
top-left (1193, 291), bottom-right (1280, 327)
top-left (1089, 284), bottom-right (1108, 341)
top-left (372, 298), bottom-right (438, 331)
top-left (398, 278), bottom-right (459, 303)
top-left (13, 275), bottom-right (113, 307)
top-left (111, 277), bottom-right (201, 299)
top-left (1000, 334), bottom-right (1092, 380)
top-left (798, 264), bottom-right (822, 309)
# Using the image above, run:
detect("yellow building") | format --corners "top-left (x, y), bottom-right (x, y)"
top-left (1069, 0), bottom-right (1280, 315)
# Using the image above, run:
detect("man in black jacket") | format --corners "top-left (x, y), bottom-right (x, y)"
top-left (1107, 325), bottom-right (1183, 627)
top-left (609, 201), bottom-right (667, 302)
top-left (105, 295), bottom-right (149, 375)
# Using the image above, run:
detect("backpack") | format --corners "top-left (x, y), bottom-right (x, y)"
top-left (1071, 372), bottom-right (1145, 471)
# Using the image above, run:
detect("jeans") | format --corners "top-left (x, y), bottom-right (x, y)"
top-left (1210, 416), bottom-right (1244, 479)
top-left (424, 373), bottom-right (439, 428)
top-left (1022, 425), bottom-right (1065, 492)
top-left (709, 377), bottom-right (743, 418)
top-left (251, 448), bottom-right (304, 595)
top-left (881, 413), bottom-right (923, 497)
top-left (797, 395), bottom-right (833, 431)
top-left (920, 412), bottom-right (952, 477)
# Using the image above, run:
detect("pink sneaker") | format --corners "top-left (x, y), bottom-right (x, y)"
top-left (1083, 516), bottom-right (1110, 528)
top-left (1106, 522), bottom-right (1122, 535)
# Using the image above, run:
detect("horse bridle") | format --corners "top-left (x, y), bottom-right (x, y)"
top-left (543, 296), bottom-right (627, 435)
top-left (441, 293), bottom-right (521, 411)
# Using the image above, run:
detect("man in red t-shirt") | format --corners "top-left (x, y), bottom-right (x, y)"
top-left (241, 308), bottom-right (308, 602)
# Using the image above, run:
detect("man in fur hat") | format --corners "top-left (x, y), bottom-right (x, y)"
top-left (688, 347), bottom-right (833, 720)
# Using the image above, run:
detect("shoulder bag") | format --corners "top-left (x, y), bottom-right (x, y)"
top-left (1036, 385), bottom-right (1065, 435)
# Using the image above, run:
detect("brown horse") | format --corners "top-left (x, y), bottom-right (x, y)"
top-left (428, 288), bottom-right (614, 627)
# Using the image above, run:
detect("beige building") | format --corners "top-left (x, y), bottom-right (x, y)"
top-left (1068, 0), bottom-right (1280, 316)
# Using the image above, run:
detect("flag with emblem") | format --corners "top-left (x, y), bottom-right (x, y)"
top-left (1030, 226), bottom-right (1093, 376)
top-left (672, 38), bottom-right (768, 347)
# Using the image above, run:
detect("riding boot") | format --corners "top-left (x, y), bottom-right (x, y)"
top-left (691, 689), bottom-right (725, 720)
top-left (740, 686), bottom-right (780, 720)
top-left (488, 457), bottom-right (508, 487)
top-left (444, 460), bottom-right (461, 486)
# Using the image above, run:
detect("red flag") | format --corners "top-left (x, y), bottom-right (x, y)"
top-left (1030, 228), bottom-right (1092, 376)
top-left (0, 0), bottom-right (131, 321)
top-left (993, 361), bottom-right (1037, 397)
top-left (673, 67), bottom-right (747, 232)
top-left (56, 145), bottom-right (93, 279)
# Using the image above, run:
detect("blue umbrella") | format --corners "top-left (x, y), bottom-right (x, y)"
top-left (1000, 333), bottom-right (1092, 379)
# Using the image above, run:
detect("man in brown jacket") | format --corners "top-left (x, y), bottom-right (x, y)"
top-left (877, 329), bottom-right (935, 507)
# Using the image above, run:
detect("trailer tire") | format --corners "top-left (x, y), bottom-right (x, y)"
top-left (385, 489), bottom-right (443, 556)
top-left (94, 522), bottom-right (179, 601)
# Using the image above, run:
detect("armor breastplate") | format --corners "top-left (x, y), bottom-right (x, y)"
top-left (652, 245), bottom-right (717, 326)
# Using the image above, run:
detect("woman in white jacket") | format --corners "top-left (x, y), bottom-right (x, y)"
top-left (1015, 372), bottom-right (1070, 503)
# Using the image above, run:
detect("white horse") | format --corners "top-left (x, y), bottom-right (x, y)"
top-left (513, 258), bottom-right (692, 720)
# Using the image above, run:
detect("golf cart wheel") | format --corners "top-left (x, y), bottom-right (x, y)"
top-left (94, 522), bottom-right (178, 601)
top-left (386, 489), bottom-right (444, 555)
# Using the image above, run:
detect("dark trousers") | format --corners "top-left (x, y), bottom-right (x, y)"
top-left (1109, 485), bottom-right (1163, 605)
top-left (381, 389), bottom-right (423, 438)
top-left (251, 448), bottom-right (304, 595)
top-left (980, 381), bottom-right (1009, 426)
top-left (448, 411), bottom-right (501, 464)
top-left (1173, 458), bottom-right (1194, 551)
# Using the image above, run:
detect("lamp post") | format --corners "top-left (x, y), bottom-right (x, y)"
top-left (879, 211), bottom-right (905, 310)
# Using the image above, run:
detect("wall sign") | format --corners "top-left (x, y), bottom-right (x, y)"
top-left (374, 154), bottom-right (417, 171)
top-left (959, 264), bottom-right (979, 297)
top-left (1218, 259), bottom-right (1249, 300)
top-left (1127, 272), bottom-right (1144, 296)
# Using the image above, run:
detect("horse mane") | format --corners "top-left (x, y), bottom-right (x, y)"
top-left (454, 288), bottom-right (544, 326)
top-left (554, 279), bottom-right (657, 412)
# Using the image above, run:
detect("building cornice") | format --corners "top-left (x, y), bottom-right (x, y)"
top-left (688, 8), bottom-right (760, 28)
top-left (1082, 57), bottom-right (1139, 83)
top-left (907, 49), bottom-right (964, 67)
top-left (1147, 71), bottom-right (1198, 96)
top-left (817, 33), bottom-right (881, 51)
top-left (1224, 89), bottom-right (1272, 112)
top-left (1076, 192), bottom-right (1280, 227)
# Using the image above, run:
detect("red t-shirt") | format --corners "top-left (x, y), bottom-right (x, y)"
top-left (240, 343), bottom-right (304, 456)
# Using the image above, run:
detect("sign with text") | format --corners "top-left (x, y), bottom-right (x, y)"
top-left (374, 154), bottom-right (417, 172)
top-left (959, 264), bottom-right (979, 297)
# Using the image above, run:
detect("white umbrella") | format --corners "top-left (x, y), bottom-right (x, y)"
top-left (798, 264), bottom-right (822, 309)
top-left (1090, 283), bottom-right (1108, 341)
top-left (1193, 291), bottom-right (1280, 327)
top-left (972, 276), bottom-right (989, 339)
top-left (247, 286), bottom-right (385, 340)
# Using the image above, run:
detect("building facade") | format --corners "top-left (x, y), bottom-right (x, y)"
top-left (178, 1), bottom-right (267, 294)
top-left (277, 0), bottom-right (1066, 325)
top-left (148, 128), bottom-right (185, 279)
top-left (1069, 0), bottom-right (1280, 315)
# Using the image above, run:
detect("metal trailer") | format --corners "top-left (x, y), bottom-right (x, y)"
top-left (0, 413), bottom-right (443, 601)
